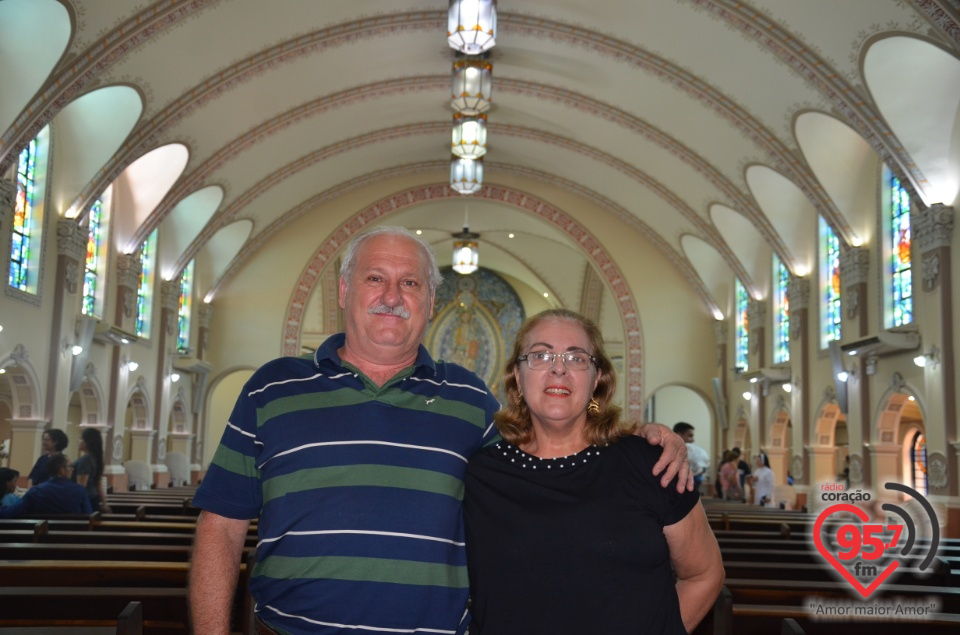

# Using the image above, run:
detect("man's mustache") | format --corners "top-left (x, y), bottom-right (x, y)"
top-left (369, 304), bottom-right (410, 319)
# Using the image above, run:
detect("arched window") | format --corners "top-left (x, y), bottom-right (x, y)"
top-left (82, 194), bottom-right (110, 318)
top-left (885, 167), bottom-right (912, 328)
top-left (177, 260), bottom-right (194, 354)
top-left (136, 229), bottom-right (158, 339)
top-left (8, 127), bottom-right (51, 295)
top-left (734, 278), bottom-right (749, 373)
top-left (773, 254), bottom-right (790, 364)
top-left (910, 430), bottom-right (927, 495)
top-left (819, 217), bottom-right (841, 348)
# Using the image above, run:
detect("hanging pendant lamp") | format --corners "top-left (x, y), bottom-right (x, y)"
top-left (447, 0), bottom-right (497, 55)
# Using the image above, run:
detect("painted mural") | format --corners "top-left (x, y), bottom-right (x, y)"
top-left (425, 268), bottom-right (525, 403)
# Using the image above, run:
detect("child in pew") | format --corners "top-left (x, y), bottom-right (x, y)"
top-left (0, 453), bottom-right (92, 517)
top-left (1, 468), bottom-right (20, 507)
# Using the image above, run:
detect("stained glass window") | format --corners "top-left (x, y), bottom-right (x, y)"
top-left (9, 138), bottom-right (38, 291)
top-left (82, 199), bottom-right (104, 317)
top-left (136, 229), bottom-right (158, 339)
top-left (177, 260), bottom-right (194, 353)
top-left (889, 174), bottom-right (912, 327)
top-left (735, 278), bottom-right (749, 373)
top-left (773, 255), bottom-right (790, 364)
top-left (911, 430), bottom-right (927, 496)
top-left (820, 217), bottom-right (841, 348)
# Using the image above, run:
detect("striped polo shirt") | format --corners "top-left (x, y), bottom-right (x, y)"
top-left (193, 333), bottom-right (500, 635)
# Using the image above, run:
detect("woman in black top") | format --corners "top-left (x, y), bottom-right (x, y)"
top-left (73, 427), bottom-right (109, 512)
top-left (464, 309), bottom-right (724, 634)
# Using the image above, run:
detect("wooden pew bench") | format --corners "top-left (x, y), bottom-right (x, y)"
top-left (0, 594), bottom-right (153, 634)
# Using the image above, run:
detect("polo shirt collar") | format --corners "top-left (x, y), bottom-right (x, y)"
top-left (315, 332), bottom-right (437, 376)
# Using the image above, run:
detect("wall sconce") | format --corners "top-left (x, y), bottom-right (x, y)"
top-left (126, 360), bottom-right (139, 372)
top-left (742, 391), bottom-right (752, 401)
top-left (836, 367), bottom-right (858, 383)
top-left (913, 346), bottom-right (940, 368)
top-left (63, 339), bottom-right (83, 356)
top-left (782, 383), bottom-right (793, 393)
top-left (171, 372), bottom-right (181, 383)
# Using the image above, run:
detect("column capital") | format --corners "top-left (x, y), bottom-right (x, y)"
top-left (839, 246), bottom-right (870, 287)
top-left (160, 278), bottom-right (181, 312)
top-left (56, 219), bottom-right (87, 262)
top-left (787, 277), bottom-right (811, 311)
top-left (116, 252), bottom-right (143, 290)
top-left (912, 204), bottom-right (953, 253)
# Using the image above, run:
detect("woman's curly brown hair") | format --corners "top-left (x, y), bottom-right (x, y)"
top-left (495, 309), bottom-right (634, 447)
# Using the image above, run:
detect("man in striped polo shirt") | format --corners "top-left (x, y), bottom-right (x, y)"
top-left (189, 226), bottom-right (691, 635)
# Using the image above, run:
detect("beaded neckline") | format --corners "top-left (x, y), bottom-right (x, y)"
top-left (493, 441), bottom-right (603, 470)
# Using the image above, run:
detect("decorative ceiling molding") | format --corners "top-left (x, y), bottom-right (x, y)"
top-left (208, 164), bottom-right (720, 321)
top-left (279, 183), bottom-right (647, 415)
top-left (909, 0), bottom-right (960, 49)
top-left (0, 0), bottom-right (216, 171)
top-left (687, 0), bottom-right (931, 208)
top-left (34, 9), bottom-right (866, 247)
top-left (180, 121), bottom-right (752, 299)
top-left (498, 11), bottom-right (854, 242)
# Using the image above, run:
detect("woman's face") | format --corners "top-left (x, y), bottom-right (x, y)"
top-left (514, 318), bottom-right (600, 433)
top-left (40, 433), bottom-right (54, 453)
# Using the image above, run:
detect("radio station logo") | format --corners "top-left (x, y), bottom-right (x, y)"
top-left (811, 482), bottom-right (940, 599)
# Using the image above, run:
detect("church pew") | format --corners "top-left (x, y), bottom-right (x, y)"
top-left (723, 578), bottom-right (960, 633)
top-left (0, 560), bottom-right (193, 588)
top-left (0, 528), bottom-right (258, 547)
top-left (0, 541), bottom-right (254, 562)
top-left (0, 600), bottom-right (147, 635)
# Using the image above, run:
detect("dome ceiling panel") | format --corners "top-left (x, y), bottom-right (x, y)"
top-left (746, 165), bottom-right (818, 276)
top-left (0, 0), bottom-right (69, 137)
top-left (864, 36), bottom-right (960, 206)
top-left (795, 112), bottom-right (880, 246)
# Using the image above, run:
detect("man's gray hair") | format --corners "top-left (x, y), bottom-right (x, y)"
top-left (339, 226), bottom-right (443, 294)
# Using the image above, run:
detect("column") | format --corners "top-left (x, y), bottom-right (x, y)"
top-left (115, 252), bottom-right (143, 337)
top-left (839, 246), bottom-right (871, 485)
top-left (748, 299), bottom-right (767, 448)
top-left (911, 205), bottom-right (955, 496)
top-left (787, 276), bottom-right (811, 487)
top-left (44, 220), bottom-right (88, 426)
top-left (806, 445), bottom-right (839, 486)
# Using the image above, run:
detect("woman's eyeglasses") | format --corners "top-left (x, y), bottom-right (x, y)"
top-left (518, 351), bottom-right (596, 371)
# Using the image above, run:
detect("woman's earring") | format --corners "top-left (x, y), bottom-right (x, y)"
top-left (588, 398), bottom-right (600, 414)
top-left (516, 391), bottom-right (524, 406)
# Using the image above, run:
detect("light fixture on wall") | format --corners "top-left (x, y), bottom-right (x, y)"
top-left (452, 208), bottom-right (480, 274)
top-left (913, 345), bottom-right (940, 368)
top-left (126, 360), bottom-right (139, 372)
top-left (450, 157), bottom-right (483, 194)
top-left (742, 391), bottom-right (752, 401)
top-left (452, 113), bottom-right (487, 159)
top-left (171, 372), bottom-right (181, 383)
top-left (447, 0), bottom-right (497, 55)
top-left (62, 339), bottom-right (83, 356)
top-left (451, 57), bottom-right (492, 114)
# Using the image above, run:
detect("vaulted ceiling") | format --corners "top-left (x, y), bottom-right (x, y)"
top-left (2, 0), bottom-right (959, 336)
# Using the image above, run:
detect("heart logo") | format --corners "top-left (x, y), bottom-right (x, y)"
top-left (813, 503), bottom-right (899, 599)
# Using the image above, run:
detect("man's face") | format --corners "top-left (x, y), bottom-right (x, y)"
top-left (339, 233), bottom-right (435, 362)
top-left (681, 429), bottom-right (695, 444)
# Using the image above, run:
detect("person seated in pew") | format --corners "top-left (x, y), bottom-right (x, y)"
top-left (27, 428), bottom-right (68, 486)
top-left (0, 453), bottom-right (92, 518)
top-left (1, 467), bottom-right (20, 507)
